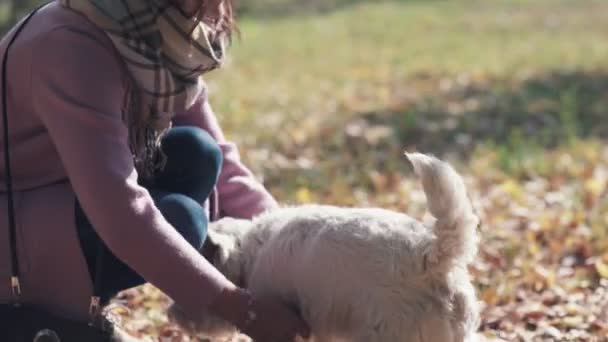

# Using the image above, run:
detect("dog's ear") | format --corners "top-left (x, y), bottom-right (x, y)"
top-left (202, 229), bottom-right (238, 265)
top-left (201, 232), bottom-right (219, 263)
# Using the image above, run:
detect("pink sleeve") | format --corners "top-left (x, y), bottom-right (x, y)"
top-left (32, 27), bottom-right (234, 315)
top-left (173, 94), bottom-right (279, 219)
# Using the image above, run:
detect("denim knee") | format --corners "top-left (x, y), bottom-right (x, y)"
top-left (156, 193), bottom-right (208, 250)
top-left (157, 126), bottom-right (223, 203)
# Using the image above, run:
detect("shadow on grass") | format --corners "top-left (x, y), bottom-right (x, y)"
top-left (262, 69), bottom-right (608, 192)
top-left (341, 69), bottom-right (608, 159)
top-left (236, 0), bottom-right (430, 18)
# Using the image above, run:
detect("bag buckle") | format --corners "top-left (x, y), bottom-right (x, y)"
top-left (33, 329), bottom-right (61, 342)
top-left (88, 296), bottom-right (101, 326)
top-left (10, 276), bottom-right (21, 298)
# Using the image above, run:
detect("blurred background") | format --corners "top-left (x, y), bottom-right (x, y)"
top-left (2, 0), bottom-right (608, 340)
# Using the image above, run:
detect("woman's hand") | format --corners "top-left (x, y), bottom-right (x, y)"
top-left (210, 287), bottom-right (311, 341)
top-left (241, 295), bottom-right (311, 342)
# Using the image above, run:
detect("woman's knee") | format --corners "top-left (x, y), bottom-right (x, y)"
top-left (162, 126), bottom-right (223, 180)
top-left (154, 127), bottom-right (223, 202)
top-left (156, 193), bottom-right (208, 250)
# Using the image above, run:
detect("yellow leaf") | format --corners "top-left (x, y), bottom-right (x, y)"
top-left (481, 287), bottom-right (498, 306)
top-left (595, 259), bottom-right (608, 279)
top-left (500, 179), bottom-right (523, 201)
top-left (585, 177), bottom-right (606, 198)
top-left (296, 187), bottom-right (313, 204)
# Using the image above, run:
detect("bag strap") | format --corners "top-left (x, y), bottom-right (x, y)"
top-left (2, 3), bottom-right (105, 326)
top-left (2, 3), bottom-right (43, 306)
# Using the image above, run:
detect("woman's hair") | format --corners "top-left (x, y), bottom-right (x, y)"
top-left (203, 0), bottom-right (236, 39)
top-left (179, 0), bottom-right (237, 40)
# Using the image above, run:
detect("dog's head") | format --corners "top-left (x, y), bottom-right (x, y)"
top-left (202, 217), bottom-right (252, 285)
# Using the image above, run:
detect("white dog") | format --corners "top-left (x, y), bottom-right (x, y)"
top-left (169, 153), bottom-right (480, 342)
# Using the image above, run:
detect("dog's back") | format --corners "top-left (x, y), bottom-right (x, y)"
top-left (245, 206), bottom-right (434, 340)
top-left (248, 215), bottom-right (477, 340)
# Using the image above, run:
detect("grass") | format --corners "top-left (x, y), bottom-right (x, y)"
top-left (211, 0), bottom-right (608, 124)
top-left (202, 0), bottom-right (608, 200)
top-left (0, 2), bottom-right (9, 28)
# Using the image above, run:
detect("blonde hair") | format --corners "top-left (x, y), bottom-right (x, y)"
top-left (201, 0), bottom-right (236, 39)
top-left (177, 0), bottom-right (237, 40)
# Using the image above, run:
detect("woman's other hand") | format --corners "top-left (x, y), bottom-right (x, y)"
top-left (210, 287), bottom-right (311, 341)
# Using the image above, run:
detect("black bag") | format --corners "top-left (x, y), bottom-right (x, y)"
top-left (0, 305), bottom-right (113, 342)
top-left (1, 4), bottom-right (113, 342)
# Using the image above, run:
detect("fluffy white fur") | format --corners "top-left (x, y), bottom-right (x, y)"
top-left (169, 153), bottom-right (481, 342)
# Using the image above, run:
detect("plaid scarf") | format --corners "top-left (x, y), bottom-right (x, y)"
top-left (59, 0), bottom-right (226, 176)
top-left (60, 0), bottom-right (225, 115)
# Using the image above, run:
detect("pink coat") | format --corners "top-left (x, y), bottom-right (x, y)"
top-left (0, 1), bottom-right (277, 321)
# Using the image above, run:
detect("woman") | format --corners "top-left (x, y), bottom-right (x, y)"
top-left (0, 0), bottom-right (309, 340)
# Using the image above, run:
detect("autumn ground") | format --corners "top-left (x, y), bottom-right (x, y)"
top-left (4, 0), bottom-right (608, 341)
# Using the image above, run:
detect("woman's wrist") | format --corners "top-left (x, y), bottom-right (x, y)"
top-left (209, 286), bottom-right (256, 330)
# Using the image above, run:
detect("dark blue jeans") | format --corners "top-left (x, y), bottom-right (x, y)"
top-left (75, 126), bottom-right (222, 302)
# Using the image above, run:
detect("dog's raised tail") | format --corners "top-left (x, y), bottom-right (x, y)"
top-left (405, 152), bottom-right (479, 272)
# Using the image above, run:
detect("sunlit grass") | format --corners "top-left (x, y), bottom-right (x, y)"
top-left (207, 0), bottom-right (608, 140)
